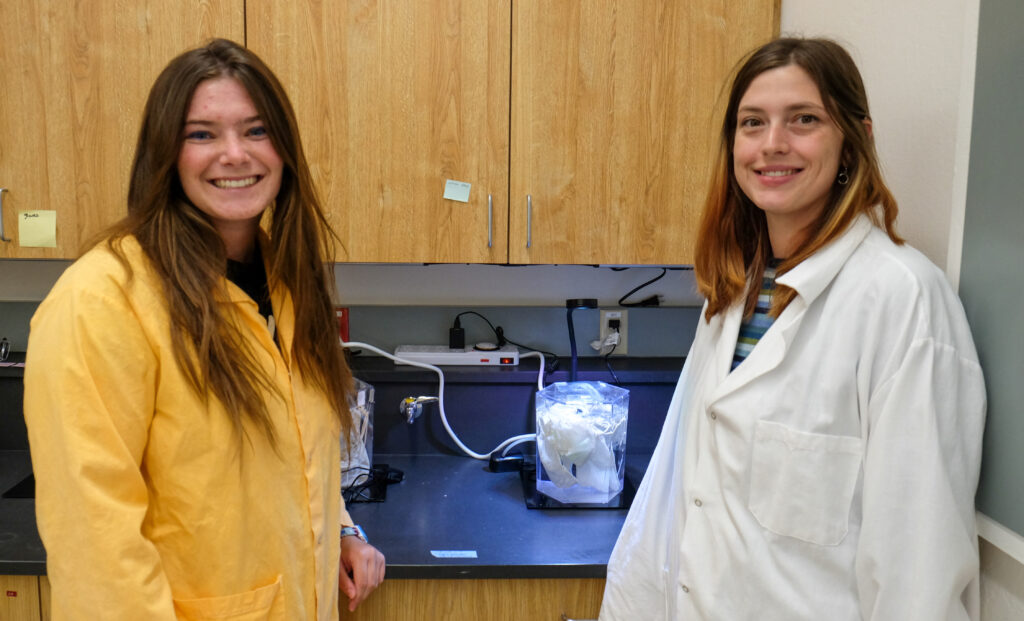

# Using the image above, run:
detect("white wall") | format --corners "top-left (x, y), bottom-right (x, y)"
top-left (780, 0), bottom-right (978, 276)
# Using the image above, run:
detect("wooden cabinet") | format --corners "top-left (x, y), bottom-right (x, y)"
top-left (39, 575), bottom-right (50, 621)
top-left (11, 575), bottom-right (598, 620)
top-left (247, 0), bottom-right (512, 264)
top-left (342, 577), bottom-right (605, 621)
top-left (252, 0), bottom-right (779, 265)
top-left (1, 1), bottom-right (778, 264)
top-left (510, 1), bottom-right (779, 264)
top-left (0, 1), bottom-right (244, 259)
top-left (1, 575), bottom-right (41, 621)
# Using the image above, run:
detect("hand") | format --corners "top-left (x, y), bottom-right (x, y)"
top-left (339, 536), bottom-right (386, 611)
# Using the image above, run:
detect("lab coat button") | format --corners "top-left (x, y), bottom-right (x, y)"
top-left (681, 584), bottom-right (690, 593)
top-left (694, 498), bottom-right (703, 507)
top-left (709, 412), bottom-right (717, 420)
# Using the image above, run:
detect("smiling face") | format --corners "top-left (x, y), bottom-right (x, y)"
top-left (177, 76), bottom-right (283, 259)
top-left (732, 64), bottom-right (845, 257)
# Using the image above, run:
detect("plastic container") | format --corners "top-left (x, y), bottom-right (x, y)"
top-left (535, 381), bottom-right (629, 504)
top-left (341, 378), bottom-right (375, 489)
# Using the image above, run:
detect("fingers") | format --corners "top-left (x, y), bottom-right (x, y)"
top-left (338, 563), bottom-right (357, 601)
top-left (340, 537), bottom-right (386, 611)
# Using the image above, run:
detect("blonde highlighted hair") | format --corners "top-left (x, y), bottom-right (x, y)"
top-left (695, 37), bottom-right (902, 321)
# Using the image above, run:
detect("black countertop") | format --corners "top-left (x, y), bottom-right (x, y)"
top-left (346, 453), bottom-right (648, 579)
top-left (1, 356), bottom-right (676, 578)
top-left (0, 450), bottom-right (648, 579)
top-left (0, 450), bottom-right (43, 575)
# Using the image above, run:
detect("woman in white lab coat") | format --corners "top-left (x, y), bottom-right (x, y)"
top-left (599, 37), bottom-right (985, 620)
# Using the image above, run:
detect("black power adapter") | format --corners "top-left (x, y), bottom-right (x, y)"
top-left (487, 452), bottom-right (525, 473)
top-left (449, 324), bottom-right (465, 349)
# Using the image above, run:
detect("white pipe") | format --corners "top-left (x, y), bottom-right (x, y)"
top-left (343, 341), bottom-right (541, 460)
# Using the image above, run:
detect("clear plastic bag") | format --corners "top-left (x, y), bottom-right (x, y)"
top-left (341, 378), bottom-right (374, 489)
top-left (536, 381), bottom-right (629, 504)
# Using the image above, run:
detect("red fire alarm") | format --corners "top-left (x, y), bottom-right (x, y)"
top-left (335, 307), bottom-right (350, 342)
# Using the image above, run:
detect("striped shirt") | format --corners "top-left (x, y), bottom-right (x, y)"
top-left (731, 260), bottom-right (780, 371)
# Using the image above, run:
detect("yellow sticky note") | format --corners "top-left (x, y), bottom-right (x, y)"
top-left (19, 210), bottom-right (57, 248)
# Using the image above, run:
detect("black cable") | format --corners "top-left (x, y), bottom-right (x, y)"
top-left (603, 341), bottom-right (621, 385)
top-left (618, 268), bottom-right (668, 307)
top-left (341, 468), bottom-right (379, 503)
top-left (452, 311), bottom-right (559, 376)
top-left (453, 311), bottom-right (500, 340)
top-left (342, 464), bottom-right (404, 503)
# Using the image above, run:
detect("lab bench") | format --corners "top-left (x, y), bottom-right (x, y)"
top-left (1, 355), bottom-right (681, 619)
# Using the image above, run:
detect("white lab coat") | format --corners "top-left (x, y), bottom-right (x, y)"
top-left (600, 214), bottom-right (985, 620)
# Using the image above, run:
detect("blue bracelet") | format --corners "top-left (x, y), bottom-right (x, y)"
top-left (340, 525), bottom-right (368, 543)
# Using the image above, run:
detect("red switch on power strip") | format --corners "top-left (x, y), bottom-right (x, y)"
top-left (335, 307), bottom-right (350, 342)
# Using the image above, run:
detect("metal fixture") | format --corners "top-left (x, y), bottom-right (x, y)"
top-left (400, 396), bottom-right (438, 424)
top-left (526, 194), bottom-right (532, 248)
top-left (0, 188), bottom-right (10, 242)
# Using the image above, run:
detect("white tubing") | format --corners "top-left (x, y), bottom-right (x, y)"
top-left (343, 341), bottom-right (541, 460)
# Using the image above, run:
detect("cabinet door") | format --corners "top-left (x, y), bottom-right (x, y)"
top-left (1, 575), bottom-right (41, 621)
top-left (342, 577), bottom-right (605, 620)
top-left (0, 0), bottom-right (244, 259)
top-left (510, 0), bottom-right (780, 265)
top-left (39, 575), bottom-right (50, 621)
top-left (248, 0), bottom-right (511, 263)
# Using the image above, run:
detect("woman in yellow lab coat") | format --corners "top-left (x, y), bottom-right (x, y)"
top-left (600, 38), bottom-right (985, 620)
top-left (25, 39), bottom-right (384, 620)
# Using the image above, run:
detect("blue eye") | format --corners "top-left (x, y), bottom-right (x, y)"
top-left (248, 126), bottom-right (268, 137)
top-left (185, 130), bottom-right (212, 141)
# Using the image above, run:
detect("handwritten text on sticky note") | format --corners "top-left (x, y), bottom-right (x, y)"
top-left (443, 179), bottom-right (471, 203)
top-left (19, 210), bottom-right (57, 248)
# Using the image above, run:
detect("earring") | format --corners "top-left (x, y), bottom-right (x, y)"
top-left (837, 166), bottom-right (850, 186)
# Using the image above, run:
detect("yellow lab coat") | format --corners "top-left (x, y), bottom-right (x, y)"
top-left (25, 236), bottom-right (351, 621)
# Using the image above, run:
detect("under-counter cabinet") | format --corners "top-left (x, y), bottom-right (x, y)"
top-left (250, 0), bottom-right (780, 264)
top-left (0, 575), bottom-right (42, 621)
top-left (0, 1), bottom-right (243, 259)
top-left (342, 578), bottom-right (604, 620)
top-left (4, 575), bottom-right (599, 621)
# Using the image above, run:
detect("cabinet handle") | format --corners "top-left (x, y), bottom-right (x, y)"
top-left (0, 188), bottom-right (10, 242)
top-left (487, 194), bottom-right (493, 248)
top-left (526, 194), bottom-right (532, 249)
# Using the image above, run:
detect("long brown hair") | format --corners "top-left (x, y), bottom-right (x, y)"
top-left (694, 37), bottom-right (902, 321)
top-left (105, 38), bottom-right (352, 448)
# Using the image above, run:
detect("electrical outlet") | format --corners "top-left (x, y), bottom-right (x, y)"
top-left (599, 309), bottom-right (628, 356)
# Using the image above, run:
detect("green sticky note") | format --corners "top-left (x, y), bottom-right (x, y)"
top-left (443, 179), bottom-right (471, 203)
top-left (19, 210), bottom-right (57, 248)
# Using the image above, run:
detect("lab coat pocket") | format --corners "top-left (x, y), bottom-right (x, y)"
top-left (748, 420), bottom-right (862, 546)
top-left (172, 574), bottom-right (283, 621)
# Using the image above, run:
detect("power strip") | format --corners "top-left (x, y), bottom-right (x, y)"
top-left (394, 345), bottom-right (520, 366)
